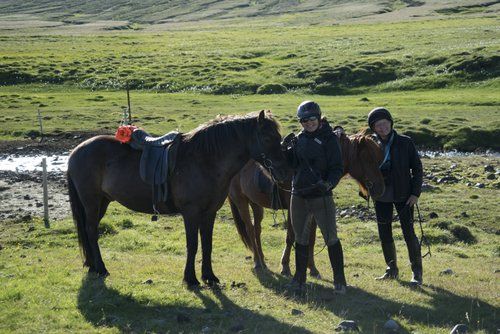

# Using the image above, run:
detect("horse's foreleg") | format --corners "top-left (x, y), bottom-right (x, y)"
top-left (199, 213), bottom-right (219, 285)
top-left (280, 210), bottom-right (293, 276)
top-left (250, 202), bottom-right (267, 270)
top-left (183, 216), bottom-right (200, 287)
top-left (308, 219), bottom-right (321, 278)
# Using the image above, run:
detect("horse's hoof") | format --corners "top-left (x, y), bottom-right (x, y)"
top-left (202, 275), bottom-right (220, 286)
top-left (309, 270), bottom-right (321, 279)
top-left (253, 263), bottom-right (268, 271)
top-left (88, 267), bottom-right (109, 278)
top-left (184, 278), bottom-right (201, 289)
top-left (281, 267), bottom-right (292, 277)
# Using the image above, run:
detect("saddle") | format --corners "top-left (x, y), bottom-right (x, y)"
top-left (129, 129), bottom-right (181, 212)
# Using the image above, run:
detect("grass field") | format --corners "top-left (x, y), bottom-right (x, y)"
top-left (0, 155), bottom-right (498, 333)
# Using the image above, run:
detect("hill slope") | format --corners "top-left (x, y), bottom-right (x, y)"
top-left (0, 0), bottom-right (499, 26)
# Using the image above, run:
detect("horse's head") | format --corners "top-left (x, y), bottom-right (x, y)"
top-left (250, 110), bottom-right (288, 182)
top-left (343, 131), bottom-right (385, 200)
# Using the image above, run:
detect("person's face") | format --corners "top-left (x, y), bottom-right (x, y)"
top-left (300, 116), bottom-right (319, 132)
top-left (373, 118), bottom-right (392, 139)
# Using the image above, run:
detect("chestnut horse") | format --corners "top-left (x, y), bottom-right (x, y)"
top-left (67, 111), bottom-right (287, 287)
top-left (228, 130), bottom-right (384, 277)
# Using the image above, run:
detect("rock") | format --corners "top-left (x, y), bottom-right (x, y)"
top-left (437, 176), bottom-right (459, 184)
top-left (486, 173), bottom-right (496, 180)
top-left (335, 320), bottom-right (359, 332)
top-left (429, 212), bottom-right (439, 219)
top-left (484, 165), bottom-right (494, 172)
top-left (422, 183), bottom-right (438, 192)
top-left (23, 194), bottom-right (31, 200)
top-left (494, 269), bottom-right (500, 273)
top-left (450, 323), bottom-right (468, 333)
top-left (142, 279), bottom-right (153, 284)
top-left (360, 97), bottom-right (370, 102)
top-left (460, 212), bottom-right (469, 218)
top-left (176, 313), bottom-right (190, 323)
top-left (383, 319), bottom-right (399, 332)
top-left (475, 183), bottom-right (485, 188)
top-left (440, 268), bottom-right (454, 275)
top-left (450, 163), bottom-right (457, 169)
top-left (36, 202), bottom-right (43, 207)
top-left (470, 173), bottom-right (480, 178)
top-left (291, 309), bottom-right (304, 316)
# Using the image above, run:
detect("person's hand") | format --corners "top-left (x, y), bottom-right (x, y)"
top-left (406, 195), bottom-right (419, 207)
top-left (316, 180), bottom-right (333, 193)
top-left (281, 133), bottom-right (296, 150)
top-left (333, 126), bottom-right (345, 138)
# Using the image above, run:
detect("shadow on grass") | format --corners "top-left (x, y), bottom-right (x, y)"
top-left (254, 269), bottom-right (497, 332)
top-left (77, 274), bottom-right (312, 333)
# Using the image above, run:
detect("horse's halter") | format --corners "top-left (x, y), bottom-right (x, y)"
top-left (251, 128), bottom-right (278, 180)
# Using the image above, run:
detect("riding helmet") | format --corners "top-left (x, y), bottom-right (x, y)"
top-left (367, 107), bottom-right (393, 130)
top-left (297, 101), bottom-right (321, 120)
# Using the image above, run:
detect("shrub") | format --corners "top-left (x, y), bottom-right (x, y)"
top-left (256, 83), bottom-right (287, 95)
top-left (450, 224), bottom-right (476, 244)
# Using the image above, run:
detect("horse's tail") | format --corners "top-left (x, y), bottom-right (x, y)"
top-left (229, 198), bottom-right (252, 250)
top-left (67, 172), bottom-right (90, 267)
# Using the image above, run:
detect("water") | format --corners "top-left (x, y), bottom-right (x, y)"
top-left (0, 150), bottom-right (498, 174)
top-left (0, 154), bottom-right (69, 173)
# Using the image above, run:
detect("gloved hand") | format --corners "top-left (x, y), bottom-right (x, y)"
top-left (281, 133), bottom-right (296, 151)
top-left (315, 180), bottom-right (333, 193)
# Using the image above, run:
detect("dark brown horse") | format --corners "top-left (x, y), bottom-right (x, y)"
top-left (67, 110), bottom-right (287, 287)
top-left (228, 130), bottom-right (384, 277)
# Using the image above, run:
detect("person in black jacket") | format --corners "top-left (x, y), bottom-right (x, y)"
top-left (281, 101), bottom-right (347, 294)
top-left (367, 107), bottom-right (424, 286)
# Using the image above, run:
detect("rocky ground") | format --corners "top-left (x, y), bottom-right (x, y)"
top-left (0, 132), bottom-right (103, 221)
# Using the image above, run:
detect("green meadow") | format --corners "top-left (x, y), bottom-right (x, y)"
top-left (0, 1), bottom-right (499, 333)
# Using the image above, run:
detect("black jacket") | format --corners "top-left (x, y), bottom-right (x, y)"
top-left (378, 130), bottom-right (423, 201)
top-left (285, 120), bottom-right (343, 198)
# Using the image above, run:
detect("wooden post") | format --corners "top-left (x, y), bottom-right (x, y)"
top-left (42, 157), bottom-right (50, 228)
top-left (37, 109), bottom-right (44, 143)
top-left (127, 86), bottom-right (132, 124)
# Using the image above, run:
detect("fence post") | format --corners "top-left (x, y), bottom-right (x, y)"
top-left (42, 157), bottom-right (50, 228)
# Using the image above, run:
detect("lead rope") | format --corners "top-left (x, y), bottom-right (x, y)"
top-left (416, 203), bottom-right (431, 258)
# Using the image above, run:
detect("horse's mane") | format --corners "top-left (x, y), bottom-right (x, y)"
top-left (181, 112), bottom-right (279, 155)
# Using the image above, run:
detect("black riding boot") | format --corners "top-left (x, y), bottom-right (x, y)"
top-left (376, 242), bottom-right (399, 280)
top-left (407, 237), bottom-right (423, 286)
top-left (286, 243), bottom-right (309, 293)
top-left (328, 241), bottom-right (347, 294)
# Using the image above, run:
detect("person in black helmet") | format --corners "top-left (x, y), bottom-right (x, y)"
top-left (367, 107), bottom-right (424, 286)
top-left (281, 101), bottom-right (346, 294)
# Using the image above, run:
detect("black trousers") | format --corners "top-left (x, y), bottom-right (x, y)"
top-left (375, 201), bottom-right (417, 245)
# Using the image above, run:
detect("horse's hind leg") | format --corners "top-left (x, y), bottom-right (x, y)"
top-left (250, 202), bottom-right (267, 270)
top-left (84, 196), bottom-right (110, 276)
top-left (308, 219), bottom-right (321, 278)
top-left (280, 210), bottom-right (293, 276)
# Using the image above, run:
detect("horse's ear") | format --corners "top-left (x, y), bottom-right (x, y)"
top-left (258, 110), bottom-right (266, 123)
